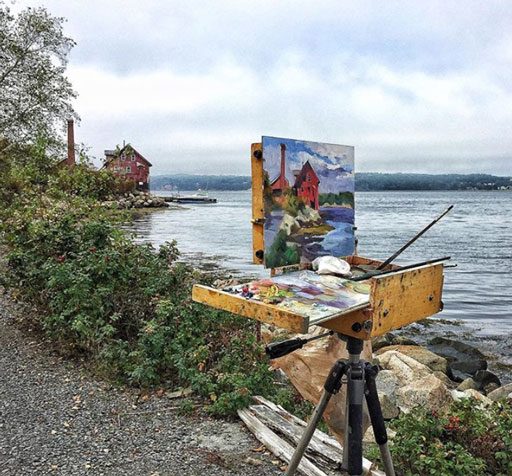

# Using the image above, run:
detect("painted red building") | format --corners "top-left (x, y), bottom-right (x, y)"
top-left (103, 144), bottom-right (152, 190)
top-left (270, 143), bottom-right (320, 210)
top-left (293, 160), bottom-right (320, 210)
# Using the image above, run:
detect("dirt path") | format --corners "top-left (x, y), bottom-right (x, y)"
top-left (0, 287), bottom-right (281, 476)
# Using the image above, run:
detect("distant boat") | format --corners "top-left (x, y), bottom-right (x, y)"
top-left (161, 192), bottom-right (217, 204)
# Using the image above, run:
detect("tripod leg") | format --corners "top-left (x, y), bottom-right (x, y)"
top-left (346, 363), bottom-right (365, 476)
top-left (285, 359), bottom-right (348, 476)
top-left (364, 364), bottom-right (396, 476)
top-left (285, 390), bottom-right (331, 476)
top-left (340, 337), bottom-right (365, 476)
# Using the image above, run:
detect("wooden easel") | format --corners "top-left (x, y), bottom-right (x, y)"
top-left (192, 138), bottom-right (446, 476)
top-left (192, 141), bottom-right (445, 341)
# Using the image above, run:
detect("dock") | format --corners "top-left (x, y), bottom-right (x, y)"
top-left (160, 195), bottom-right (217, 204)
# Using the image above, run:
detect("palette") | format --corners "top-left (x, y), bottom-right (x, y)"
top-left (227, 271), bottom-right (370, 326)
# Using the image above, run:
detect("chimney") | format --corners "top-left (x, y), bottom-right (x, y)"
top-left (280, 143), bottom-right (286, 186)
top-left (66, 118), bottom-right (75, 166)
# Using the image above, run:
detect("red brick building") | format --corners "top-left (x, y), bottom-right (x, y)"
top-left (293, 161), bottom-right (320, 210)
top-left (103, 144), bottom-right (152, 190)
top-left (270, 143), bottom-right (320, 210)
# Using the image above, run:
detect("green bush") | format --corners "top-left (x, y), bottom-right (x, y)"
top-left (0, 174), bottom-right (280, 415)
top-left (367, 398), bottom-right (512, 476)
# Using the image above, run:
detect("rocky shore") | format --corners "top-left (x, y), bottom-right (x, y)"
top-left (372, 329), bottom-right (512, 420)
top-left (102, 190), bottom-right (169, 209)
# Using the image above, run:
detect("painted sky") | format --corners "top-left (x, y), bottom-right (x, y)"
top-left (15, 0), bottom-right (512, 175)
top-left (263, 137), bottom-right (355, 193)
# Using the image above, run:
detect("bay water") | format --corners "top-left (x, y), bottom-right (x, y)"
top-left (128, 190), bottom-right (512, 372)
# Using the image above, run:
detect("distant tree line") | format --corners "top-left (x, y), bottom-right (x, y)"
top-left (151, 173), bottom-right (512, 191)
top-left (150, 174), bottom-right (251, 191)
top-left (355, 173), bottom-right (512, 191)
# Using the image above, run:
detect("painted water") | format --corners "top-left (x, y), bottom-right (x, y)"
top-left (128, 190), bottom-right (512, 335)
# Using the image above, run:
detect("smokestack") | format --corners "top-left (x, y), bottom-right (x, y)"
top-left (280, 143), bottom-right (286, 186)
top-left (67, 118), bottom-right (75, 166)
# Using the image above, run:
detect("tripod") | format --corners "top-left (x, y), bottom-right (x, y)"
top-left (266, 334), bottom-right (395, 476)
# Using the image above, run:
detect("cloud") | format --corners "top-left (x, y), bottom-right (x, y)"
top-left (18, 0), bottom-right (512, 175)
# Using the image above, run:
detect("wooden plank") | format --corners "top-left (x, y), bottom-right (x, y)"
top-left (192, 284), bottom-right (309, 334)
top-left (251, 142), bottom-right (264, 264)
top-left (238, 408), bottom-right (328, 476)
top-left (250, 405), bottom-right (343, 468)
top-left (252, 396), bottom-right (384, 476)
top-left (369, 263), bottom-right (444, 337)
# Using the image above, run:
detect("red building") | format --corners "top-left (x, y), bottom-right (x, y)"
top-left (293, 161), bottom-right (320, 210)
top-left (270, 143), bottom-right (320, 210)
top-left (103, 144), bottom-right (152, 190)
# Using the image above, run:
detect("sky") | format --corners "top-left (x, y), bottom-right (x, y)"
top-left (16, 0), bottom-right (512, 175)
top-left (263, 136), bottom-right (355, 193)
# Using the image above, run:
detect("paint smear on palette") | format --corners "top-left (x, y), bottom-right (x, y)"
top-left (227, 270), bottom-right (370, 323)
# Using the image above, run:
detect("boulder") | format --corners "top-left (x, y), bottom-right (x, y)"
top-left (473, 370), bottom-right (501, 394)
top-left (487, 383), bottom-right (512, 401)
top-left (396, 373), bottom-right (453, 413)
top-left (427, 337), bottom-right (487, 381)
top-left (376, 350), bottom-right (453, 413)
top-left (375, 370), bottom-right (401, 419)
top-left (372, 333), bottom-right (417, 352)
top-left (376, 345), bottom-right (449, 374)
top-left (457, 378), bottom-right (478, 391)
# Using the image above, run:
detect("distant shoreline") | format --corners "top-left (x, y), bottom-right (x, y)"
top-left (151, 172), bottom-right (512, 192)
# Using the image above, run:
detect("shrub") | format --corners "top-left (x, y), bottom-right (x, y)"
top-left (0, 184), bottom-right (280, 415)
top-left (367, 398), bottom-right (512, 476)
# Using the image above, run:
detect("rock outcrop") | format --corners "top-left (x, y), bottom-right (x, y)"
top-left (102, 191), bottom-right (168, 209)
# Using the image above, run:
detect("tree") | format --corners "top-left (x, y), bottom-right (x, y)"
top-left (0, 2), bottom-right (77, 146)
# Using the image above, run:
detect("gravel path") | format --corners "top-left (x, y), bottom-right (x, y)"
top-left (0, 287), bottom-right (281, 476)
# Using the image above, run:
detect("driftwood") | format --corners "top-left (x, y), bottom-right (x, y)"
top-left (238, 408), bottom-right (328, 476)
top-left (270, 328), bottom-right (373, 444)
top-left (240, 396), bottom-right (384, 476)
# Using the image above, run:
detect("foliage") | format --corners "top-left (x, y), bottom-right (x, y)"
top-left (0, 144), bottom-right (290, 417)
top-left (367, 398), bottom-right (512, 476)
top-left (151, 174), bottom-right (252, 191)
top-left (319, 191), bottom-right (354, 208)
top-left (265, 230), bottom-right (300, 268)
top-left (0, 2), bottom-right (76, 145)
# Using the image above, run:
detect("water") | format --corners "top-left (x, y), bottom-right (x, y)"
top-left (128, 190), bottom-right (512, 333)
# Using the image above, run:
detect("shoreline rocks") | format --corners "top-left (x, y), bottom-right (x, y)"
top-left (373, 334), bottom-right (509, 419)
top-left (102, 190), bottom-right (169, 209)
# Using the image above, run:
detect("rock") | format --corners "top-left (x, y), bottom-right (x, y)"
top-left (427, 337), bottom-right (487, 381)
top-left (487, 383), bottom-right (512, 401)
top-left (279, 214), bottom-right (298, 235)
top-left (372, 333), bottom-right (396, 351)
top-left (451, 389), bottom-right (492, 406)
top-left (473, 370), bottom-right (501, 394)
top-left (393, 336), bottom-right (418, 346)
top-left (433, 371), bottom-right (453, 386)
top-left (375, 345), bottom-right (449, 374)
top-left (396, 373), bottom-right (453, 413)
top-left (375, 370), bottom-right (401, 419)
top-left (457, 378), bottom-right (478, 391)
top-left (376, 350), bottom-right (432, 381)
top-left (376, 350), bottom-right (453, 413)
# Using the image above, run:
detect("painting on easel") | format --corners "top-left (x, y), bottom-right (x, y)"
top-left (262, 136), bottom-right (355, 268)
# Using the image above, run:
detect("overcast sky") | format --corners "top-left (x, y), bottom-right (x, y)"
top-left (19, 1), bottom-right (512, 175)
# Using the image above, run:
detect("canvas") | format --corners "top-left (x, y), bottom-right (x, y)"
top-left (262, 136), bottom-right (355, 268)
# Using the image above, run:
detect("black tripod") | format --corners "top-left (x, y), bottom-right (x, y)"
top-left (266, 334), bottom-right (395, 476)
